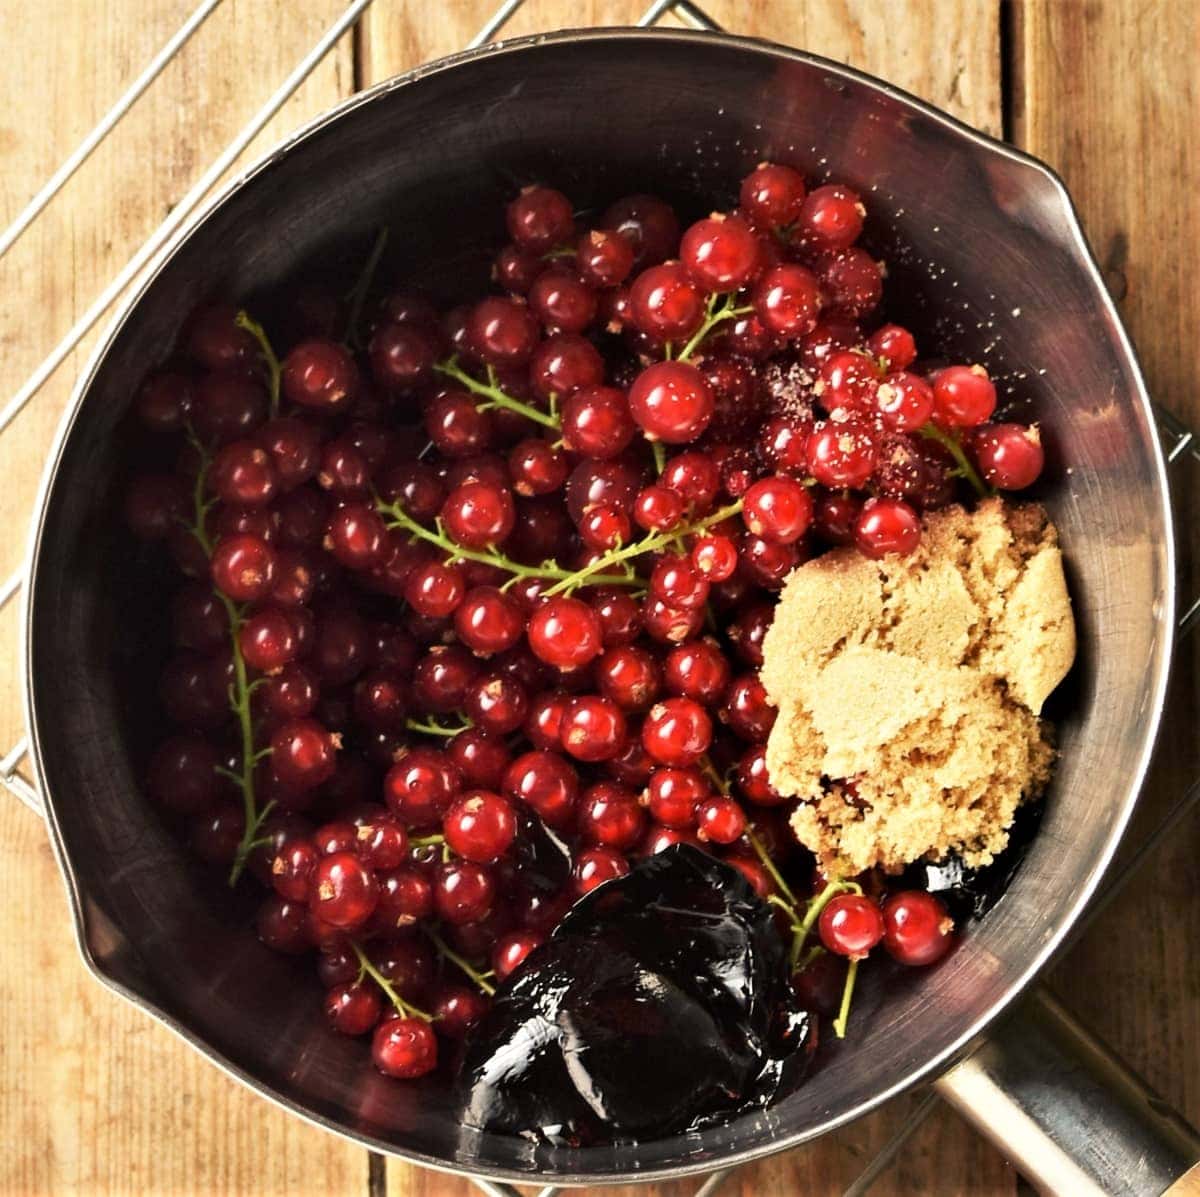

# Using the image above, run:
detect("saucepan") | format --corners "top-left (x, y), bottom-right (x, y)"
top-left (22, 27), bottom-right (1199, 1194)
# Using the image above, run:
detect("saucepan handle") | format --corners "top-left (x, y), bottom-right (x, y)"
top-left (1, 743), bottom-right (43, 816)
top-left (934, 986), bottom-right (1200, 1195)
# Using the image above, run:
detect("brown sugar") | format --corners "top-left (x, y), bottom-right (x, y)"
top-left (760, 499), bottom-right (1075, 877)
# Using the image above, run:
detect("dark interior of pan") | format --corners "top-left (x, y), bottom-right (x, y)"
top-left (26, 30), bottom-right (1172, 1183)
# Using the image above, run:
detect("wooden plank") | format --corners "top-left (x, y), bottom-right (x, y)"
top-left (0, 2), bottom-right (367, 1194)
top-left (1013, 0), bottom-right (1200, 1129)
top-left (358, 3), bottom-right (1010, 1194)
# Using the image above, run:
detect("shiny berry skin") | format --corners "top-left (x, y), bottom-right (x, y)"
top-left (186, 303), bottom-right (257, 371)
top-left (589, 587), bottom-right (642, 648)
top-left (211, 534), bottom-right (276, 601)
top-left (805, 419), bottom-right (878, 488)
top-left (503, 749), bottom-right (579, 828)
top-left (325, 981), bottom-right (382, 1036)
top-left (603, 194), bottom-right (681, 269)
top-left (742, 475), bottom-right (814, 544)
top-left (662, 454), bottom-right (720, 515)
top-left (403, 558), bottom-right (466, 619)
top-left (125, 474), bottom-right (190, 541)
top-left (876, 371), bottom-right (934, 432)
top-left (866, 324), bottom-right (916, 372)
top-left (723, 674), bottom-right (776, 741)
top-left (384, 747), bottom-right (461, 826)
top-left (855, 497), bottom-right (921, 558)
top-left (737, 743), bottom-right (784, 805)
top-left (454, 586), bottom-right (523, 655)
top-left (192, 372), bottom-right (267, 445)
top-left (663, 639), bottom-right (730, 704)
top-left (752, 264), bottom-right (822, 338)
top-left (445, 729), bottom-right (508, 791)
top-left (642, 697), bottom-right (712, 767)
top-left (565, 457), bottom-right (641, 523)
top-left (506, 185), bottom-right (574, 251)
top-left (573, 845), bottom-right (629, 894)
top-left (282, 338), bottom-right (359, 409)
top-left (680, 213), bottom-right (761, 292)
top-left (739, 534), bottom-right (801, 589)
top-left (494, 243), bottom-right (542, 294)
top-left (210, 441), bottom-right (277, 507)
top-left (443, 790), bottom-right (517, 863)
top-left (726, 604), bottom-right (773, 669)
top-left (821, 350), bottom-right (880, 411)
top-left (523, 692), bottom-right (569, 751)
top-left (492, 930), bottom-right (544, 981)
top-left (465, 673), bottom-right (528, 735)
top-left (690, 533), bottom-right (738, 581)
top-left (641, 824), bottom-right (701, 855)
top-left (562, 386), bottom-right (636, 460)
top-left (324, 502), bottom-right (386, 570)
top-left (528, 596), bottom-right (603, 670)
top-left (172, 584), bottom-right (229, 652)
top-left (434, 859), bottom-right (494, 924)
top-left (425, 390), bottom-right (493, 458)
top-left (629, 261), bottom-right (705, 342)
top-left (932, 365), bottom-right (997, 428)
top-left (529, 268), bottom-right (597, 334)
top-left (469, 297), bottom-right (540, 367)
top-left (432, 984), bottom-right (489, 1038)
top-left (576, 228), bottom-right (635, 287)
top-left (818, 893), bottom-right (885, 959)
top-left (629, 361), bottom-right (713, 444)
top-left (371, 1017), bottom-right (438, 1079)
top-left (577, 504), bottom-right (629, 551)
top-left (441, 481), bottom-right (515, 550)
top-left (971, 423), bottom-right (1045, 490)
top-left (269, 837), bottom-right (318, 901)
top-left (310, 851), bottom-right (378, 929)
top-left (255, 894), bottom-right (311, 953)
top-left (791, 951), bottom-right (849, 1016)
top-left (577, 781), bottom-right (644, 849)
top-left (372, 322), bottom-right (442, 395)
top-left (641, 597), bottom-right (704, 645)
top-left (529, 333), bottom-right (605, 402)
top-left (633, 484), bottom-right (685, 532)
top-left (240, 606), bottom-right (300, 673)
top-left (355, 813), bottom-right (409, 870)
top-left (642, 767), bottom-right (703, 828)
top-left (797, 183), bottom-right (864, 250)
top-left (560, 694), bottom-right (627, 762)
top-left (649, 553), bottom-right (709, 611)
top-left (509, 438), bottom-right (568, 497)
top-left (597, 645), bottom-right (662, 711)
top-left (882, 890), bottom-right (955, 965)
top-left (739, 162), bottom-right (807, 227)
top-left (696, 795), bottom-right (746, 844)
top-left (271, 718), bottom-right (338, 790)
top-left (819, 247), bottom-right (883, 317)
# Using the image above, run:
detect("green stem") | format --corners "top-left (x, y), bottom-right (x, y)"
top-left (235, 311), bottom-right (281, 417)
top-left (745, 826), bottom-right (798, 908)
top-left (919, 423), bottom-right (992, 499)
top-left (344, 226), bottom-right (389, 348)
top-left (651, 439), bottom-right (666, 475)
top-left (541, 499), bottom-right (745, 597)
top-left (435, 358), bottom-right (560, 430)
top-left (832, 958), bottom-right (859, 1039)
top-left (676, 295), bottom-right (754, 362)
top-left (351, 941), bottom-right (433, 1021)
top-left (408, 833), bottom-right (446, 849)
top-left (699, 753), bottom-right (731, 797)
top-left (377, 498), bottom-right (640, 591)
top-left (405, 716), bottom-right (473, 737)
top-left (427, 929), bottom-right (496, 996)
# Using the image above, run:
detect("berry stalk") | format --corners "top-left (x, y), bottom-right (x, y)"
top-left (344, 226), bottom-right (389, 348)
top-left (352, 940), bottom-right (433, 1021)
top-left (234, 311), bottom-right (281, 417)
top-left (435, 358), bottom-right (561, 430)
top-left (185, 433), bottom-right (273, 885)
top-left (676, 293), bottom-right (753, 362)
top-left (919, 422), bottom-right (992, 499)
top-left (426, 928), bottom-right (497, 996)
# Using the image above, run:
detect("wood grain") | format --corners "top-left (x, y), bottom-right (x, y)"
top-left (3, 1), bottom-right (1196, 1195)
top-left (0, 3), bottom-right (367, 1194)
top-left (1013, 0), bottom-right (1200, 1129)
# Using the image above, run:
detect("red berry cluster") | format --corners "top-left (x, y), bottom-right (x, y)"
top-left (125, 163), bottom-right (1020, 1080)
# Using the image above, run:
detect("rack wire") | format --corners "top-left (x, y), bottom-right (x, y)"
top-left (2, 1), bottom-right (1196, 1193)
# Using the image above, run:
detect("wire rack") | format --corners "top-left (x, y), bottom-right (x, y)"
top-left (2, 1), bottom-right (1197, 1194)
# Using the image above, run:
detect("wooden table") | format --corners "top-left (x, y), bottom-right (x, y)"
top-left (1, 2), bottom-right (1196, 1193)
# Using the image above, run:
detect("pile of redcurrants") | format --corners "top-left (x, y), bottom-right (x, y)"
top-left (124, 161), bottom-right (1035, 1080)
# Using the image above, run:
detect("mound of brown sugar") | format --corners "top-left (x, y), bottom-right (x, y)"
top-left (760, 498), bottom-right (1075, 877)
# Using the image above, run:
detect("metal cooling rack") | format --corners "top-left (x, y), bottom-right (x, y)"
top-left (2, 1), bottom-right (1196, 1193)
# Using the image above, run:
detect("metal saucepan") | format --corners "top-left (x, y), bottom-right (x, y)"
top-left (22, 27), bottom-right (1199, 1193)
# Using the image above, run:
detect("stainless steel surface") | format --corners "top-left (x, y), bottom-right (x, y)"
top-left (936, 990), bottom-right (1200, 1196)
top-left (19, 26), bottom-right (1176, 1186)
top-left (2, 2), bottom-right (1196, 1192)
